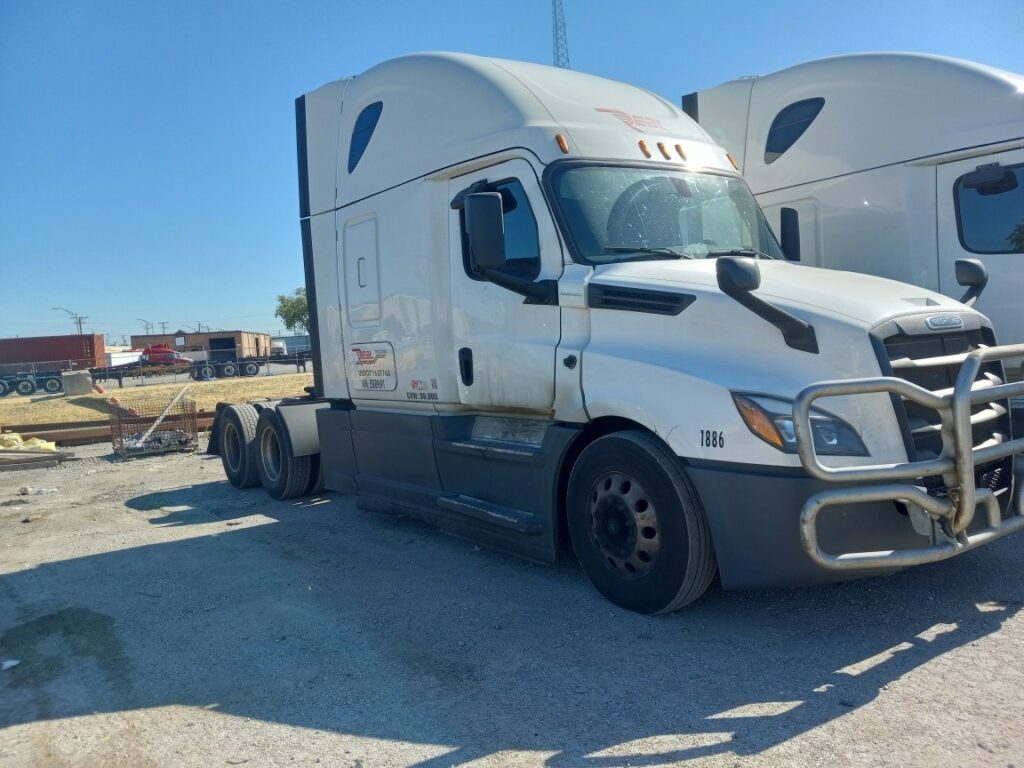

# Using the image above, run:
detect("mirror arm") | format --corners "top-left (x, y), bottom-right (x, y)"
top-left (960, 285), bottom-right (983, 307)
top-left (717, 261), bottom-right (818, 354)
top-left (481, 269), bottom-right (559, 306)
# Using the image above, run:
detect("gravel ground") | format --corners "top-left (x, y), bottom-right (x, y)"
top-left (1, 443), bottom-right (1022, 767)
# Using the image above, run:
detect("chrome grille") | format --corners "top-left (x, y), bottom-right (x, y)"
top-left (878, 328), bottom-right (1014, 513)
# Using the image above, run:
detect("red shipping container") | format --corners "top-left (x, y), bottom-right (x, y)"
top-left (0, 334), bottom-right (106, 370)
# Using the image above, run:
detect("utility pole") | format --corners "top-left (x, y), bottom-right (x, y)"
top-left (159, 321), bottom-right (169, 334)
top-left (53, 307), bottom-right (88, 335)
top-left (552, 0), bottom-right (570, 70)
top-left (137, 318), bottom-right (153, 335)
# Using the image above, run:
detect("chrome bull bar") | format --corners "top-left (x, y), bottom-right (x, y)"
top-left (795, 342), bottom-right (1024, 571)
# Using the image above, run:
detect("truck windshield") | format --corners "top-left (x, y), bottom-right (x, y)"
top-left (548, 164), bottom-right (785, 264)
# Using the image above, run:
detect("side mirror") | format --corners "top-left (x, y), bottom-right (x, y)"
top-left (955, 258), bottom-right (988, 306)
top-left (779, 207), bottom-right (801, 262)
top-left (716, 255), bottom-right (761, 295)
top-left (961, 163), bottom-right (1017, 195)
top-left (465, 192), bottom-right (506, 272)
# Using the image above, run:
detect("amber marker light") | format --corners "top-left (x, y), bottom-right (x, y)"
top-left (727, 152), bottom-right (739, 170)
top-left (733, 394), bottom-right (785, 450)
top-left (675, 144), bottom-right (687, 161)
top-left (555, 133), bottom-right (570, 154)
top-left (657, 142), bottom-right (672, 160)
top-left (638, 139), bottom-right (652, 158)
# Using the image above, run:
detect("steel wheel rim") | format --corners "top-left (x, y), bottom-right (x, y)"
top-left (223, 421), bottom-right (242, 474)
top-left (260, 427), bottom-right (282, 483)
top-left (589, 471), bottom-right (660, 579)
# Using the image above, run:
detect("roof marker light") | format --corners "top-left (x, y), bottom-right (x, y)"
top-left (555, 133), bottom-right (570, 154)
top-left (657, 142), bottom-right (672, 160)
top-left (675, 144), bottom-right (687, 161)
top-left (638, 140), bottom-right (652, 158)
top-left (727, 152), bottom-right (739, 170)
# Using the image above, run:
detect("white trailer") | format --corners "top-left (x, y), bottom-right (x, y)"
top-left (682, 53), bottom-right (1024, 381)
top-left (210, 53), bottom-right (1023, 614)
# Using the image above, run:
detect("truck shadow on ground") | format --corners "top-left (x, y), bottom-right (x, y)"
top-left (2, 475), bottom-right (1022, 766)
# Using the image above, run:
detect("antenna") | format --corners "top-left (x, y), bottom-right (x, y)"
top-left (552, 0), bottom-right (570, 69)
top-left (53, 307), bottom-right (88, 335)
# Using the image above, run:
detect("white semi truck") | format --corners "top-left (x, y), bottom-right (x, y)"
top-left (682, 53), bottom-right (1024, 383)
top-left (210, 53), bottom-right (1023, 614)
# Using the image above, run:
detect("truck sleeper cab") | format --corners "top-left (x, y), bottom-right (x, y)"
top-left (211, 53), bottom-right (1023, 614)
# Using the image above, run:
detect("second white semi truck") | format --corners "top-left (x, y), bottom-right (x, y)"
top-left (682, 53), bottom-right (1024, 385)
top-left (210, 53), bottom-right (1023, 614)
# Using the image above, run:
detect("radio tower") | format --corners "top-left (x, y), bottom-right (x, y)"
top-left (552, 0), bottom-right (570, 69)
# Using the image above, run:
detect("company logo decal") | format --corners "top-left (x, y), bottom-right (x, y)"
top-left (352, 347), bottom-right (388, 366)
top-left (595, 107), bottom-right (665, 133)
top-left (925, 314), bottom-right (964, 331)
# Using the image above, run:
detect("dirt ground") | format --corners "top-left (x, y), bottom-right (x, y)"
top-left (1, 442), bottom-right (1023, 767)
top-left (0, 373), bottom-right (314, 426)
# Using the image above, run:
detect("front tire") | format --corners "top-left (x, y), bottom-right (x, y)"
top-left (219, 404), bottom-right (260, 488)
top-left (255, 409), bottom-right (312, 500)
top-left (567, 431), bottom-right (716, 614)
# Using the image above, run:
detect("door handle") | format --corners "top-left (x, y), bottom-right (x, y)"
top-left (458, 347), bottom-right (474, 386)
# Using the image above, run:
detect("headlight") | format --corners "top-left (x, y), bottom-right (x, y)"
top-left (732, 393), bottom-right (869, 456)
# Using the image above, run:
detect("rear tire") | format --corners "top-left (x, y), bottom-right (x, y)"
top-left (219, 362), bottom-right (238, 378)
top-left (42, 377), bottom-right (62, 394)
top-left (197, 364), bottom-right (216, 380)
top-left (241, 361), bottom-right (260, 377)
top-left (566, 431), bottom-right (716, 614)
top-left (15, 379), bottom-right (36, 396)
top-left (0, 380), bottom-right (9, 397)
top-left (255, 409), bottom-right (312, 499)
top-left (219, 404), bottom-right (260, 488)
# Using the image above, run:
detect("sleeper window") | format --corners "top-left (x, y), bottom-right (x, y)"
top-left (764, 98), bottom-right (824, 164)
top-left (348, 102), bottom-right (383, 173)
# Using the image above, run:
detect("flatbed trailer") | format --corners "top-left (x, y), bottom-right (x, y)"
top-left (0, 370), bottom-right (65, 397)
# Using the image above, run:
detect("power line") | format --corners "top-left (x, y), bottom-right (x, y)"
top-left (552, 0), bottom-right (570, 69)
top-left (53, 307), bottom-right (88, 335)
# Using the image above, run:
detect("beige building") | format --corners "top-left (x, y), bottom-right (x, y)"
top-left (130, 330), bottom-right (272, 360)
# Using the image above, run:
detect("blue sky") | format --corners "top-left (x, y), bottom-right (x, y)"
top-left (2, 0), bottom-right (1021, 342)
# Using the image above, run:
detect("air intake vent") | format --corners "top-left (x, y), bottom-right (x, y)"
top-left (588, 284), bottom-right (696, 316)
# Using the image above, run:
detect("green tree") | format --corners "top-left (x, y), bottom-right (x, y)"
top-left (1009, 223), bottom-right (1024, 252)
top-left (275, 287), bottom-right (309, 334)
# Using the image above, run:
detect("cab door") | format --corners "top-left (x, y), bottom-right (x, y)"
top-left (447, 159), bottom-right (563, 410)
top-left (937, 149), bottom-right (1024, 349)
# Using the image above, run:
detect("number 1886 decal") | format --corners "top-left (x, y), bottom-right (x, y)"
top-left (700, 429), bottom-right (724, 449)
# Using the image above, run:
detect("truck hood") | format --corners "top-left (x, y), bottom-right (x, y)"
top-left (593, 258), bottom-right (979, 328)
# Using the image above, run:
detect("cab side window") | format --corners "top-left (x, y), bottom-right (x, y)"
top-left (955, 163), bottom-right (1024, 254)
top-left (460, 179), bottom-right (541, 280)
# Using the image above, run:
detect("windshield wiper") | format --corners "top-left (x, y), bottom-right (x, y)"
top-left (705, 247), bottom-right (774, 260)
top-left (602, 246), bottom-right (693, 260)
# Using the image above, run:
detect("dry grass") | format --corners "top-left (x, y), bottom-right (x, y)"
top-left (0, 373), bottom-right (314, 426)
